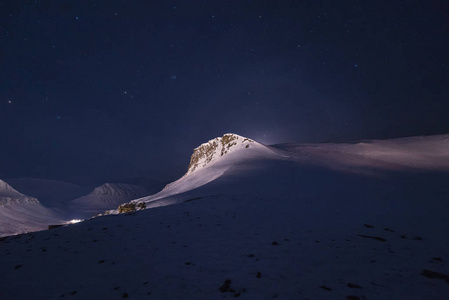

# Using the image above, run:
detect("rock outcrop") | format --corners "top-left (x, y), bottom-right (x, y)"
top-left (187, 133), bottom-right (255, 174)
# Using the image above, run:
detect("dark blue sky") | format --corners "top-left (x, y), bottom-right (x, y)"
top-left (1, 1), bottom-right (448, 184)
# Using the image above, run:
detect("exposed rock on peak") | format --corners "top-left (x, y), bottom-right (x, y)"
top-left (187, 133), bottom-right (256, 174)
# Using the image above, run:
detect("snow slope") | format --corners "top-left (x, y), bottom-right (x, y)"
top-left (117, 176), bottom-right (165, 194)
top-left (1, 134), bottom-right (449, 299)
top-left (0, 180), bottom-right (63, 237)
top-left (273, 134), bottom-right (449, 173)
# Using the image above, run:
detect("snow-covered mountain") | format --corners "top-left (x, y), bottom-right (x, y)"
top-left (0, 179), bottom-right (38, 205)
top-left (1, 133), bottom-right (449, 299)
top-left (70, 183), bottom-right (151, 217)
top-left (114, 133), bottom-right (279, 210)
top-left (119, 133), bottom-right (449, 211)
top-left (0, 179), bottom-right (62, 237)
top-left (0, 179), bottom-right (150, 236)
top-left (5, 178), bottom-right (89, 210)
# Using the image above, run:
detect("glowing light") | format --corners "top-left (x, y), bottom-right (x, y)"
top-left (67, 219), bottom-right (83, 224)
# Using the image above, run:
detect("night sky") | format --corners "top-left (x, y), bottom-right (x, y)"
top-left (1, 1), bottom-right (448, 184)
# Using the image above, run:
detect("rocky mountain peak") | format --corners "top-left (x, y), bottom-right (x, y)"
top-left (186, 133), bottom-right (255, 174)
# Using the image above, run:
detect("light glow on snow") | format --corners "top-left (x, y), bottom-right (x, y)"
top-left (67, 219), bottom-right (83, 224)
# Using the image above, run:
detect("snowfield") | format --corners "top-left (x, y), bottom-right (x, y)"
top-left (1, 133), bottom-right (449, 299)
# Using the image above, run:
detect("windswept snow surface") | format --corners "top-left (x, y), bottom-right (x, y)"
top-left (273, 134), bottom-right (449, 173)
top-left (1, 134), bottom-right (449, 299)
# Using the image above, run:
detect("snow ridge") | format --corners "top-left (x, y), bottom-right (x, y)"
top-left (71, 183), bottom-right (150, 212)
top-left (0, 179), bottom-right (39, 206)
top-left (90, 183), bottom-right (149, 203)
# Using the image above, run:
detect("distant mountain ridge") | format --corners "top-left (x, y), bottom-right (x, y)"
top-left (71, 183), bottom-right (150, 212)
top-left (0, 179), bottom-right (39, 205)
top-left (84, 183), bottom-right (149, 202)
top-left (4, 178), bottom-right (88, 209)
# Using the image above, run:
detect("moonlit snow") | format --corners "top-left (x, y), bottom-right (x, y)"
top-left (0, 179), bottom-right (63, 237)
top-left (1, 133), bottom-right (448, 299)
